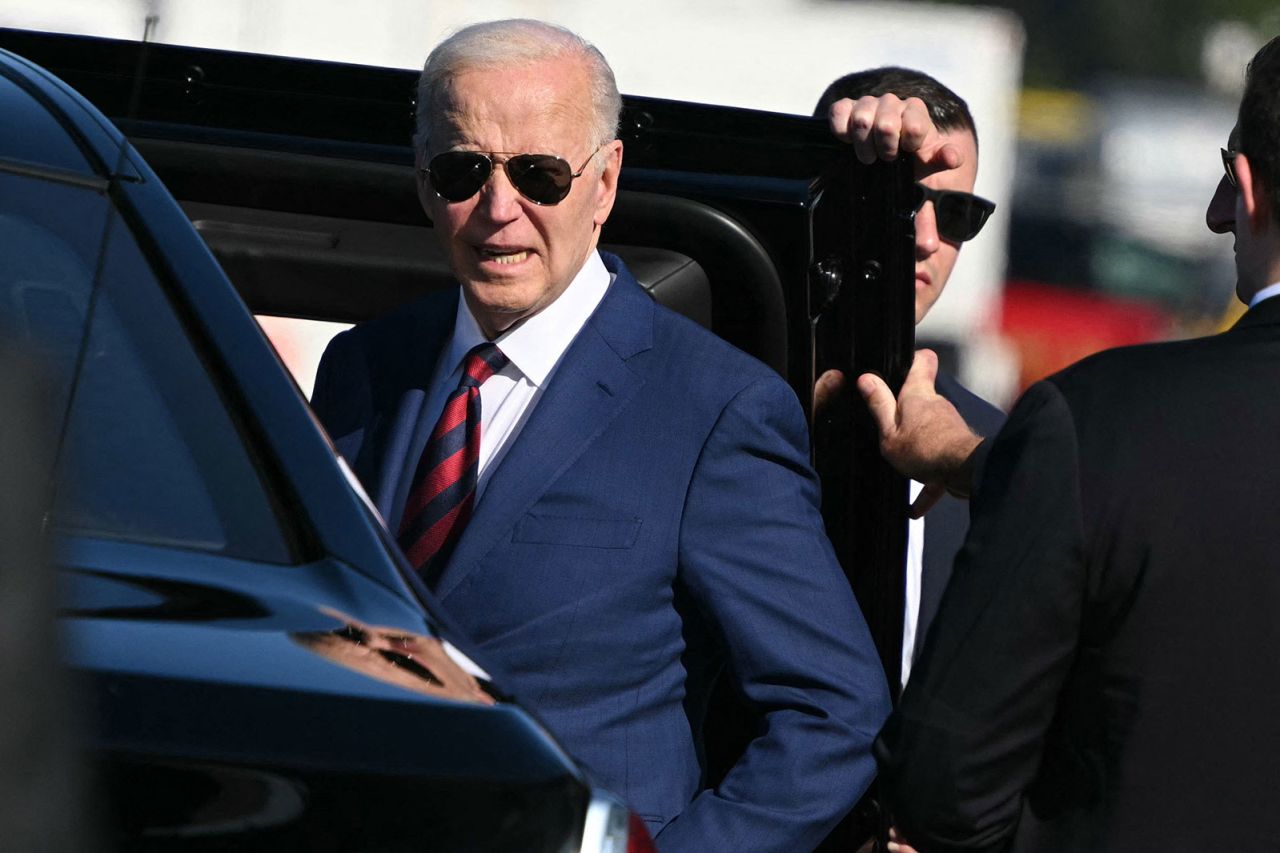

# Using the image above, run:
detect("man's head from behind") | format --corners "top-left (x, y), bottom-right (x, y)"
top-left (1211, 36), bottom-right (1280, 303)
top-left (815, 68), bottom-right (981, 324)
top-left (413, 20), bottom-right (624, 338)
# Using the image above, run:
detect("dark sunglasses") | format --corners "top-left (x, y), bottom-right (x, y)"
top-left (911, 183), bottom-right (996, 243)
top-left (1221, 147), bottom-right (1239, 189)
top-left (423, 145), bottom-right (604, 206)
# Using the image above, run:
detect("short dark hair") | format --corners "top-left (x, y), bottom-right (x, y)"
top-left (813, 66), bottom-right (978, 149)
top-left (1238, 36), bottom-right (1280, 225)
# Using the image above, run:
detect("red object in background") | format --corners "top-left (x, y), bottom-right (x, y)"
top-left (1000, 279), bottom-right (1173, 393)
top-left (628, 812), bottom-right (658, 852)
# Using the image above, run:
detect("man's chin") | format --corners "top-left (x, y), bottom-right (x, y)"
top-left (913, 290), bottom-right (937, 325)
top-left (461, 289), bottom-right (543, 337)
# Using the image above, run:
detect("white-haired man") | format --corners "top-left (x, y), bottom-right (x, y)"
top-left (312, 19), bottom-right (891, 852)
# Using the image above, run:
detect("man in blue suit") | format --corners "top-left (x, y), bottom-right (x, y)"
top-left (816, 69), bottom-right (1005, 688)
top-left (310, 19), bottom-right (890, 852)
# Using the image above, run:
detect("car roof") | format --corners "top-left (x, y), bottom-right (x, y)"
top-left (0, 44), bottom-right (144, 182)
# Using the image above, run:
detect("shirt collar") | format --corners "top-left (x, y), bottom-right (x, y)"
top-left (445, 250), bottom-right (612, 386)
top-left (1249, 281), bottom-right (1280, 309)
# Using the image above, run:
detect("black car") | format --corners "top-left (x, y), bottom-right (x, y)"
top-left (0, 27), bottom-right (915, 851)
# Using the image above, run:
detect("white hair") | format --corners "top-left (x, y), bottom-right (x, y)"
top-left (413, 19), bottom-right (622, 158)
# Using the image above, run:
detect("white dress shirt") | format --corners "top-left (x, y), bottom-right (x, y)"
top-left (901, 480), bottom-right (925, 688)
top-left (1249, 281), bottom-right (1280, 308)
top-left (421, 251), bottom-right (612, 500)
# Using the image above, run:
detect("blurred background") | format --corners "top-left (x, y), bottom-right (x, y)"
top-left (2, 0), bottom-right (1271, 408)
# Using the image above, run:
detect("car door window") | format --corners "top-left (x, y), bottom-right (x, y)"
top-left (0, 169), bottom-right (291, 563)
top-left (0, 73), bottom-right (95, 174)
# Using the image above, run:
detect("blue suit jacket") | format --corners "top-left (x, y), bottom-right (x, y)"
top-left (312, 253), bottom-right (890, 852)
top-left (914, 373), bottom-right (1005, 662)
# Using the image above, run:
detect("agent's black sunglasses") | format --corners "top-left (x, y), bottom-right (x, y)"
top-left (912, 183), bottom-right (996, 243)
top-left (1221, 147), bottom-right (1239, 188)
top-left (423, 144), bottom-right (604, 206)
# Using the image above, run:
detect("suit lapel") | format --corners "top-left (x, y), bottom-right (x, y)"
top-left (916, 374), bottom-right (975, 661)
top-left (435, 264), bottom-right (653, 600)
top-left (374, 291), bottom-right (457, 524)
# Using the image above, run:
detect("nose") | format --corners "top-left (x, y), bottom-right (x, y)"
top-left (473, 161), bottom-right (523, 223)
top-left (1205, 175), bottom-right (1236, 234)
top-left (915, 200), bottom-right (940, 258)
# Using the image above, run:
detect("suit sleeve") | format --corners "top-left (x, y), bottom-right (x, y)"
top-left (309, 327), bottom-right (384, 477)
top-left (310, 327), bottom-right (363, 435)
top-left (875, 379), bottom-right (1087, 853)
top-left (654, 375), bottom-right (892, 853)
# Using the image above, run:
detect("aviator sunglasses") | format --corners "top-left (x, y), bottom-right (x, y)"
top-left (911, 183), bottom-right (996, 243)
top-left (423, 144), bottom-right (605, 206)
top-left (1221, 147), bottom-right (1239, 188)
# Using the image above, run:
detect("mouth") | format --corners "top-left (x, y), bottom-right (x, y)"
top-left (475, 245), bottom-right (532, 266)
top-left (915, 270), bottom-right (932, 289)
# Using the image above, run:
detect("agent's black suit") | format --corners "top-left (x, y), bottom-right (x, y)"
top-left (915, 373), bottom-right (1005, 664)
top-left (876, 296), bottom-right (1280, 853)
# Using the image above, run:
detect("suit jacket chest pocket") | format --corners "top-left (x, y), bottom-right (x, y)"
top-left (512, 512), bottom-right (642, 549)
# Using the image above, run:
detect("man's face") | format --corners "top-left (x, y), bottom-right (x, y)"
top-left (913, 128), bottom-right (979, 324)
top-left (419, 56), bottom-right (622, 338)
top-left (1206, 125), bottom-right (1263, 303)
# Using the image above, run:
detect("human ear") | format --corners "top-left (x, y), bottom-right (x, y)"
top-left (1236, 153), bottom-right (1271, 231)
top-left (592, 140), bottom-right (624, 228)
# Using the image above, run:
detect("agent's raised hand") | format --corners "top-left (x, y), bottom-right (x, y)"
top-left (827, 93), bottom-right (966, 176)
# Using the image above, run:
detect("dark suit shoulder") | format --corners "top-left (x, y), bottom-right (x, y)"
top-left (1038, 331), bottom-right (1251, 458)
top-left (320, 291), bottom-right (456, 396)
top-left (1046, 329), bottom-right (1237, 397)
top-left (598, 261), bottom-right (791, 414)
top-left (648, 299), bottom-right (798, 418)
top-left (311, 289), bottom-right (456, 439)
top-left (341, 290), bottom-right (457, 374)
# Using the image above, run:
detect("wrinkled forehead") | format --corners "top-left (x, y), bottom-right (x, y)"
top-left (429, 60), bottom-right (596, 154)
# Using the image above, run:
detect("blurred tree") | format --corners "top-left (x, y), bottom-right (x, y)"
top-left (926, 0), bottom-right (1276, 87)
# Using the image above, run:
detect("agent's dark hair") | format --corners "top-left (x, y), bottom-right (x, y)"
top-left (1239, 36), bottom-right (1280, 224)
top-left (814, 66), bottom-right (978, 149)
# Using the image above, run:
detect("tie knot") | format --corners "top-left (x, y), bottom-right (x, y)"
top-left (461, 342), bottom-right (508, 388)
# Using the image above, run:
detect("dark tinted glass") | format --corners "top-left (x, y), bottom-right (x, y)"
top-left (507, 155), bottom-right (572, 203)
top-left (0, 72), bottom-right (94, 174)
top-left (428, 151), bottom-right (492, 201)
top-left (912, 184), bottom-right (994, 243)
top-left (0, 175), bottom-right (107, 411)
top-left (0, 171), bottom-right (290, 562)
top-left (427, 151), bottom-right (575, 205)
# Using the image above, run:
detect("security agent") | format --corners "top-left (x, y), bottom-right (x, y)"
top-left (815, 68), bottom-right (1004, 688)
top-left (856, 35), bottom-right (1280, 853)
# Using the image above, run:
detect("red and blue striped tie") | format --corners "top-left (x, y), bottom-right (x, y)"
top-left (398, 342), bottom-right (508, 585)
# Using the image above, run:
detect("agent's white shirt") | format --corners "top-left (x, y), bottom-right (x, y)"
top-left (901, 480), bottom-right (925, 688)
top-left (1249, 281), bottom-right (1280, 308)
top-left (422, 250), bottom-right (611, 500)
